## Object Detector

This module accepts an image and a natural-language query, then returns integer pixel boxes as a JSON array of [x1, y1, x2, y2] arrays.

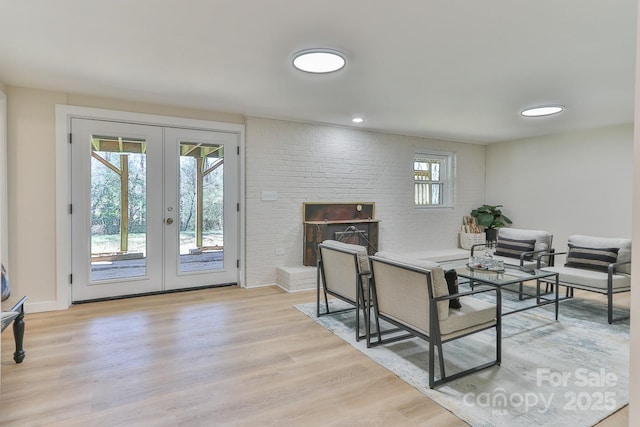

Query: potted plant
[[470, 204, 512, 241]]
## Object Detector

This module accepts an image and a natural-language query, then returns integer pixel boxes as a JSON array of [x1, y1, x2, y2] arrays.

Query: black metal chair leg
[[437, 343, 446, 381]]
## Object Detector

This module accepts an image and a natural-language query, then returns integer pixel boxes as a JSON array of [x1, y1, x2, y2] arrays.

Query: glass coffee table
[[455, 265, 560, 319]]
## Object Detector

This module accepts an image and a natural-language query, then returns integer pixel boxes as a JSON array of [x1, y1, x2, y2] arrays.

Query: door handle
[[166, 218, 174, 225]]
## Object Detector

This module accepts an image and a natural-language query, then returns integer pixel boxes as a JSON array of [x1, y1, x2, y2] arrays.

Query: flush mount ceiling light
[[352, 117, 364, 123], [521, 105, 565, 117], [292, 49, 346, 74]]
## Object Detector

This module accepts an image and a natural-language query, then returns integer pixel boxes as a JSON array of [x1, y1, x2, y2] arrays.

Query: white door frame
[[55, 105, 245, 310], [0, 90, 6, 287]]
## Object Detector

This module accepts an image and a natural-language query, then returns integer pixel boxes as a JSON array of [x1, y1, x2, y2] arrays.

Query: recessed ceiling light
[[292, 49, 346, 74], [352, 117, 364, 123], [521, 105, 564, 117]]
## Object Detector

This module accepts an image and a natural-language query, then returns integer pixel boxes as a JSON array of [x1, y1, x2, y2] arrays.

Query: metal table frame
[[455, 266, 560, 319]]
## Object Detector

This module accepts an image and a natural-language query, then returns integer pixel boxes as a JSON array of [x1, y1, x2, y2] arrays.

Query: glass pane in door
[[178, 142, 224, 272], [90, 136, 147, 281]]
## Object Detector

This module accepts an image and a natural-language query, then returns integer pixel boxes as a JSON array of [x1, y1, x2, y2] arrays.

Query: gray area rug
[[296, 289, 629, 427]]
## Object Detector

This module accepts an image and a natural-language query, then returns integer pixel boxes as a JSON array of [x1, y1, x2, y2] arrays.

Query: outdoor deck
[[91, 251, 224, 280]]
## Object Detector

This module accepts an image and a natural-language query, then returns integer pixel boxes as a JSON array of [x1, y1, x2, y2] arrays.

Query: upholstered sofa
[[396, 248, 470, 269], [539, 235, 631, 323]]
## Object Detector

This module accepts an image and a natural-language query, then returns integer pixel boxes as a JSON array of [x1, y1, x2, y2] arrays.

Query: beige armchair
[[472, 228, 554, 270], [368, 252, 501, 388], [471, 228, 554, 300], [539, 235, 631, 323], [317, 240, 377, 341]]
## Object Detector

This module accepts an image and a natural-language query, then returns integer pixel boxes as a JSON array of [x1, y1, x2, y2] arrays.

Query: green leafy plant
[[470, 204, 512, 229]]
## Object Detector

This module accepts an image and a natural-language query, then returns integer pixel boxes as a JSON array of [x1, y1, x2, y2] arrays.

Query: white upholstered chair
[[471, 228, 554, 300], [317, 240, 377, 341], [368, 252, 501, 388], [539, 235, 631, 324], [472, 228, 554, 270]]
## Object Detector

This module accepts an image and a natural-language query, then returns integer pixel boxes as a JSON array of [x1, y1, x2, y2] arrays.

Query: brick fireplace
[[302, 202, 379, 266]]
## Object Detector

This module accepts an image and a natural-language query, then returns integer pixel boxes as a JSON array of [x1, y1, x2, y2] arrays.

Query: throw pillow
[[444, 269, 462, 309], [1, 264, 9, 301], [495, 237, 536, 260], [565, 244, 619, 272]]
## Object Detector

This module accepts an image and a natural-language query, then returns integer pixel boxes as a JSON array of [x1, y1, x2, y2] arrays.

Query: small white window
[[414, 151, 453, 208]]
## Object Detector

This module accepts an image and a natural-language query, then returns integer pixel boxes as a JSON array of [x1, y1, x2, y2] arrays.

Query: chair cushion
[[565, 244, 618, 272], [498, 228, 552, 255], [495, 237, 536, 260], [542, 265, 631, 291], [321, 240, 370, 273], [374, 251, 449, 321], [439, 296, 496, 336], [568, 235, 632, 274]]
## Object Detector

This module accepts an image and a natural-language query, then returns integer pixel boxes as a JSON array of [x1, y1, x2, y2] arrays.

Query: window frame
[[413, 150, 454, 209]]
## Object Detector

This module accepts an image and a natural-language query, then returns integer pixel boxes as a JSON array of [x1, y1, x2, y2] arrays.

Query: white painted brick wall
[[245, 117, 486, 287]]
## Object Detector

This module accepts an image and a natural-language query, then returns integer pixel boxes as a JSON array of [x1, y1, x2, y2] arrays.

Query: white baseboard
[[275, 283, 315, 293], [25, 300, 60, 313]]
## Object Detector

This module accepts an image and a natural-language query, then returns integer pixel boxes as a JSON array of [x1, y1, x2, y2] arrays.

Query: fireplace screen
[[334, 227, 368, 246]]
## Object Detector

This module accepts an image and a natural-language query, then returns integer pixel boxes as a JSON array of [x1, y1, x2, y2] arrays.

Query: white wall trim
[[25, 300, 59, 314], [0, 90, 5, 367], [0, 90, 6, 275], [414, 148, 456, 209], [55, 105, 246, 310], [629, 4, 640, 419]]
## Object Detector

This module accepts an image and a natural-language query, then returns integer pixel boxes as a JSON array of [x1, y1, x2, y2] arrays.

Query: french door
[[70, 118, 238, 302]]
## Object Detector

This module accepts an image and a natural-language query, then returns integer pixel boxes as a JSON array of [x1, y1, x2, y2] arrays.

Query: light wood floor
[[1, 285, 629, 426]]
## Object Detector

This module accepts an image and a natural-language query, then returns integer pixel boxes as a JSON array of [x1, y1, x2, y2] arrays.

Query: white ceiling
[[0, 0, 637, 143]]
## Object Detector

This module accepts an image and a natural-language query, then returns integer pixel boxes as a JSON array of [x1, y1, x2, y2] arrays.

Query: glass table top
[[455, 265, 557, 286]]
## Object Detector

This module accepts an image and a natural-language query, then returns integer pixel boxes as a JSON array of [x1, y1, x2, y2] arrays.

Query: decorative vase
[[485, 228, 498, 243]]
